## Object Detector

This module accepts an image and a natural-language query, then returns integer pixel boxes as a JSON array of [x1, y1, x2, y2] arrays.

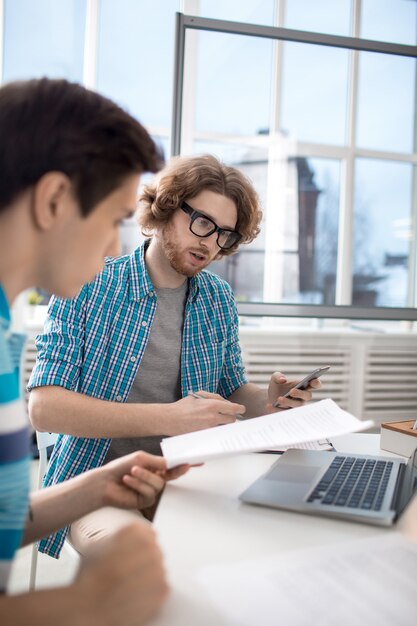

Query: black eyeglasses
[[181, 201, 242, 250]]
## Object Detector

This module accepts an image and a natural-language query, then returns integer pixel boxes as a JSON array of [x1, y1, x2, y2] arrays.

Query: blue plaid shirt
[[28, 241, 247, 557]]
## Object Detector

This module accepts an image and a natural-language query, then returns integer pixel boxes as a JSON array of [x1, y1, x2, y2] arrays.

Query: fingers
[[309, 378, 322, 390], [191, 390, 224, 400], [122, 466, 165, 507], [129, 450, 168, 472], [271, 371, 287, 384], [189, 392, 245, 422], [274, 385, 315, 408], [206, 396, 246, 418], [272, 375, 322, 409], [106, 451, 168, 479], [162, 464, 191, 481]]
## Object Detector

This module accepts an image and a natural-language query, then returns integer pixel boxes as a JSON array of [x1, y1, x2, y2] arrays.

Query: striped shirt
[[0, 285, 30, 592], [28, 241, 247, 557]]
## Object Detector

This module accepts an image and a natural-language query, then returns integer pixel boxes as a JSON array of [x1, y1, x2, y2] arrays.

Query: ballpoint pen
[[189, 391, 244, 420], [412, 418, 417, 431]]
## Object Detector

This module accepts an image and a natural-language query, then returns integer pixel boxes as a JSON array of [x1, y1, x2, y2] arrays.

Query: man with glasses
[[28, 154, 321, 556]]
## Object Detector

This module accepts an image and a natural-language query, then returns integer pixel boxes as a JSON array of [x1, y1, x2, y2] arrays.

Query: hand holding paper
[[161, 399, 373, 468]]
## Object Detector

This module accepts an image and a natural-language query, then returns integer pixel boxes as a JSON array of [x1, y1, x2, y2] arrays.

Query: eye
[[196, 216, 213, 230]]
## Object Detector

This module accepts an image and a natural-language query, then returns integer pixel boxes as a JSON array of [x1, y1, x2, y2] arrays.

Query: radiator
[[239, 326, 417, 427]]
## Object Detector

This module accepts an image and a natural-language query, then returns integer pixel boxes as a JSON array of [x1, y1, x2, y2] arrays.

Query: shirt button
[[116, 395, 122, 402], [130, 356, 136, 363], [142, 321, 147, 327], [149, 291, 154, 297]]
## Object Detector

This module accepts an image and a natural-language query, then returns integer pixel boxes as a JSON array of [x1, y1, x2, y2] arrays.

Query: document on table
[[161, 398, 373, 468], [197, 533, 417, 626]]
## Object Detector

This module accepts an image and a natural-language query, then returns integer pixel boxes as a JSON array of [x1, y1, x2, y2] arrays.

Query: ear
[[31, 172, 74, 231]]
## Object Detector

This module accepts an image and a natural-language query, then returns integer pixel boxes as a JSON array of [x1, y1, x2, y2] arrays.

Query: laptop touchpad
[[266, 464, 321, 483]]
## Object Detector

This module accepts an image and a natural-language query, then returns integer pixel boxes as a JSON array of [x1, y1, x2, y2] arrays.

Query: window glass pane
[[3, 0, 85, 82], [281, 42, 349, 145], [97, 0, 179, 131], [198, 0, 275, 26], [356, 52, 416, 153], [361, 0, 417, 45], [265, 157, 341, 305], [190, 30, 273, 136], [284, 0, 352, 36], [308, 158, 341, 305], [353, 159, 413, 307]]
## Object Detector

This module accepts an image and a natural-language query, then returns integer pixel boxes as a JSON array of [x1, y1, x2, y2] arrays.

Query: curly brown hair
[[137, 154, 262, 257]]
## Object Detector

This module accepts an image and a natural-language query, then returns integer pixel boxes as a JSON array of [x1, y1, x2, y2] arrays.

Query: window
[[96, 0, 178, 139], [3, 0, 86, 82], [1, 0, 416, 319], [173, 3, 417, 315]]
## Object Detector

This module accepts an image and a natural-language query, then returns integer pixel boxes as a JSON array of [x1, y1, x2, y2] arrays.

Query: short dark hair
[[0, 78, 164, 214]]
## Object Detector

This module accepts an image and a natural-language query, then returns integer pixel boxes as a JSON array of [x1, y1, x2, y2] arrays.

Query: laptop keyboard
[[306, 456, 393, 511]]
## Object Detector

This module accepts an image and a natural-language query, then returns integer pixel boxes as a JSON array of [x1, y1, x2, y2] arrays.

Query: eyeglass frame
[[180, 201, 242, 250]]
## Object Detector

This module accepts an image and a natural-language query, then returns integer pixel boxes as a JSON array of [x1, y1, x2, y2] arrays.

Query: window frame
[[171, 10, 417, 320]]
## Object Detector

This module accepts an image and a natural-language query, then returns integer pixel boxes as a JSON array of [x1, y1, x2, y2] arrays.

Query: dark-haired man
[[29, 154, 322, 557], [0, 77, 191, 626]]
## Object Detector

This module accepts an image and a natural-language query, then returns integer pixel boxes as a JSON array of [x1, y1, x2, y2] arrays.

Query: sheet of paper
[[161, 398, 373, 468], [198, 533, 417, 626], [267, 438, 333, 453]]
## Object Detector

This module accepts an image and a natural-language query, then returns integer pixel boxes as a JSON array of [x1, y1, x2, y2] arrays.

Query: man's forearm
[[23, 469, 105, 545], [29, 386, 173, 438]]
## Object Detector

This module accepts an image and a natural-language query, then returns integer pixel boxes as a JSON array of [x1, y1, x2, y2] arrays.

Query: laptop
[[240, 447, 417, 526]]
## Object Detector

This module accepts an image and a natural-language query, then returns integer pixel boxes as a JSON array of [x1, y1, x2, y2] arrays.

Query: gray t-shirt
[[105, 281, 188, 460]]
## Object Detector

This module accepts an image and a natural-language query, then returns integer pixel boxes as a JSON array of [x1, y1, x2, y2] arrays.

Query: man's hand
[[97, 451, 190, 510], [75, 523, 169, 626], [268, 371, 322, 410], [168, 392, 246, 435]]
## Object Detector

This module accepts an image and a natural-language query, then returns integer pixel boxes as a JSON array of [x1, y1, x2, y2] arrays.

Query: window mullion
[[0, 0, 4, 84], [336, 0, 361, 306], [83, 0, 100, 90], [408, 60, 417, 307]]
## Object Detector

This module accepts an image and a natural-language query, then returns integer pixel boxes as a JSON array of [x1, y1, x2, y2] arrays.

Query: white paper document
[[268, 438, 333, 453], [161, 398, 373, 468], [198, 533, 417, 626]]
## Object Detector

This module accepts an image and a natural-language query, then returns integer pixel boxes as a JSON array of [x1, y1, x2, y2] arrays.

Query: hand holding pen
[[168, 392, 246, 434], [189, 391, 245, 420]]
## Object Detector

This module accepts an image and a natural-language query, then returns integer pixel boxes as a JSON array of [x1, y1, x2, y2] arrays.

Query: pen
[[412, 419, 417, 431], [189, 391, 244, 420]]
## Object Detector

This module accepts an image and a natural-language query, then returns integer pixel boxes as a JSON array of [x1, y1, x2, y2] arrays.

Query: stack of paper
[[161, 398, 373, 468], [198, 533, 417, 626]]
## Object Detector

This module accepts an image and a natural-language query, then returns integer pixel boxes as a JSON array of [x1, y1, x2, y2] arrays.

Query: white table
[[151, 434, 403, 626]]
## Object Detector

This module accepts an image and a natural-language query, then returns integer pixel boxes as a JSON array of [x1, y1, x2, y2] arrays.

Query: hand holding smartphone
[[273, 365, 330, 407]]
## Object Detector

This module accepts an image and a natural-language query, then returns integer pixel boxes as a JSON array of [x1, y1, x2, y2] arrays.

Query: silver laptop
[[240, 447, 417, 526]]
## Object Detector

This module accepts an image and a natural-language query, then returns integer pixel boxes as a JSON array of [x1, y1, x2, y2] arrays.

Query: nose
[[201, 230, 220, 251]]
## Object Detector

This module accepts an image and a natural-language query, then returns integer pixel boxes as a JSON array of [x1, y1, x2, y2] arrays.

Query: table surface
[[150, 434, 404, 626]]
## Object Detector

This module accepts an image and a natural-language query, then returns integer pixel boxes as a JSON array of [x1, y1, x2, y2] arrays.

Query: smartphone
[[276, 365, 330, 405]]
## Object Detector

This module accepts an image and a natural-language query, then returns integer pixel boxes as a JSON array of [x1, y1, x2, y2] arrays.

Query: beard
[[161, 225, 206, 277]]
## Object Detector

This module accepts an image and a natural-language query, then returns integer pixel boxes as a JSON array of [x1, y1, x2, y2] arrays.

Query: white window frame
[[170, 6, 417, 321]]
